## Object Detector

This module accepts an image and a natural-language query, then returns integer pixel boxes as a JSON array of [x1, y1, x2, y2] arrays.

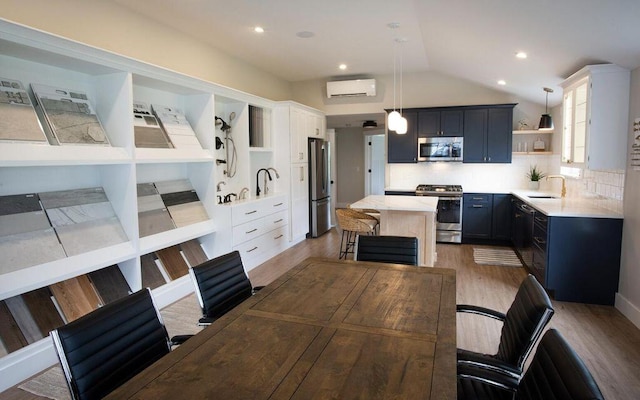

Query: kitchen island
[[350, 195, 438, 266]]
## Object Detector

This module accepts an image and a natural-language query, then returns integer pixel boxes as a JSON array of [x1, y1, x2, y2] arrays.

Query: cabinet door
[[290, 163, 309, 240], [463, 109, 487, 163], [417, 111, 440, 137], [486, 108, 513, 163], [561, 79, 588, 166], [290, 108, 307, 162], [387, 111, 418, 163], [492, 194, 512, 240], [462, 194, 492, 239], [441, 110, 463, 136]]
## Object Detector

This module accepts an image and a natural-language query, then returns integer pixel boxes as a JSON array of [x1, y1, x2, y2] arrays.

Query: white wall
[[0, 0, 292, 101], [617, 66, 640, 328]]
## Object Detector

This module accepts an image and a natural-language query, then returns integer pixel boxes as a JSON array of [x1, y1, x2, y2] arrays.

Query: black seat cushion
[[356, 235, 419, 265], [192, 250, 253, 320], [51, 288, 170, 400]]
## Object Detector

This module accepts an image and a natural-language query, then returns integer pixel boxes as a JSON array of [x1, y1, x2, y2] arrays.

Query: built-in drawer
[[464, 193, 492, 205], [232, 201, 264, 226], [232, 218, 266, 245], [264, 210, 288, 230], [264, 195, 287, 213], [233, 226, 287, 262]]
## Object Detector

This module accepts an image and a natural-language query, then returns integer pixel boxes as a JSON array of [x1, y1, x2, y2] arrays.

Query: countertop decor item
[[526, 165, 546, 189]]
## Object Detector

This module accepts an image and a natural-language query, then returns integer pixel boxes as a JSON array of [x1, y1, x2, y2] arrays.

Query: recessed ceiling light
[[254, 26, 264, 34], [339, 64, 347, 70], [498, 80, 507, 86], [515, 51, 527, 59], [296, 31, 315, 39]]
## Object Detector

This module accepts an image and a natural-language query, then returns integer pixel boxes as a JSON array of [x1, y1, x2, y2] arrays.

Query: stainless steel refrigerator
[[309, 138, 331, 237]]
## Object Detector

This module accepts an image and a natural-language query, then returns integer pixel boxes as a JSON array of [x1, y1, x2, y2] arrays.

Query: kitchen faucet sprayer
[[546, 175, 567, 198]]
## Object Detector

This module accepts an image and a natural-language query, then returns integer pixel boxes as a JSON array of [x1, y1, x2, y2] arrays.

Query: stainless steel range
[[415, 184, 463, 243]]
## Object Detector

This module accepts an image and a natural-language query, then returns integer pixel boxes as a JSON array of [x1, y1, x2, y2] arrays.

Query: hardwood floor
[[3, 228, 639, 399]]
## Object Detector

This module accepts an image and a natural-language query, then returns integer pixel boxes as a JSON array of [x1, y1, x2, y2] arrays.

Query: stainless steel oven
[[416, 184, 463, 243], [418, 137, 463, 162]]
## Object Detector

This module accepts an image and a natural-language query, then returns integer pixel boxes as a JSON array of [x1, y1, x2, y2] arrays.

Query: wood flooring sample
[[21, 288, 65, 336], [50, 275, 102, 322], [180, 239, 208, 267], [5, 296, 43, 344], [156, 246, 189, 280], [0, 300, 28, 352], [88, 265, 132, 304], [141, 253, 167, 290]]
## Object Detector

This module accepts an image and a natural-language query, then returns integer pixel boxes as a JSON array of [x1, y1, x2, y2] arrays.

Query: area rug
[[473, 247, 523, 267], [17, 294, 203, 399]]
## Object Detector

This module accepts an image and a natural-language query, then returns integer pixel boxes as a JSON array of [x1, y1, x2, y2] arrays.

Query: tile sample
[[5, 295, 43, 344], [160, 190, 200, 207], [180, 239, 208, 267], [137, 194, 166, 213], [154, 179, 193, 195], [0, 229, 66, 274], [31, 83, 110, 146], [0, 300, 28, 352], [0, 211, 50, 236], [21, 288, 65, 336], [155, 246, 189, 280], [167, 202, 209, 228], [54, 216, 128, 256], [139, 209, 176, 237], [141, 253, 167, 290], [49, 275, 102, 322], [151, 104, 202, 150], [45, 201, 116, 227], [133, 101, 173, 149], [38, 187, 108, 209], [0, 193, 41, 216], [88, 265, 132, 304], [137, 182, 159, 197], [0, 78, 47, 143]]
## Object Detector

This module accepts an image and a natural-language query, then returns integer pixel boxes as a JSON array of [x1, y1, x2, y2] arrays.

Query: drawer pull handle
[[534, 237, 546, 245], [274, 234, 284, 239], [535, 217, 546, 222], [246, 246, 258, 253], [274, 202, 283, 207], [274, 219, 283, 223], [472, 197, 484, 200], [246, 228, 258, 234], [245, 210, 257, 215], [472, 205, 483, 208]]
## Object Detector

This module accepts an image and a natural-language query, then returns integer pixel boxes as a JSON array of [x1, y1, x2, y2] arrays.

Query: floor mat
[[473, 247, 523, 267]]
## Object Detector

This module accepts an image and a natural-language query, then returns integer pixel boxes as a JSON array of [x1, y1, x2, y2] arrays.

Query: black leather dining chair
[[457, 274, 554, 380], [189, 250, 262, 326], [50, 288, 172, 400], [354, 235, 419, 266], [457, 329, 605, 400]]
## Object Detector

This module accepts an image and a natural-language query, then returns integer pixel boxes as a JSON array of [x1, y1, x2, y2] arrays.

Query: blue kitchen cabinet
[[387, 111, 417, 163], [462, 194, 492, 240], [463, 104, 515, 163], [492, 194, 512, 240], [418, 109, 463, 137]]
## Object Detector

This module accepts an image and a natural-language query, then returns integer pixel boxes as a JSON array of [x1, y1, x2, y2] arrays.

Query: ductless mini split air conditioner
[[326, 79, 376, 98]]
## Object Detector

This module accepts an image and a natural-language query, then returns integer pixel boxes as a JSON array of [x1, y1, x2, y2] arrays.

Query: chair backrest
[[355, 235, 419, 266], [335, 208, 378, 233], [50, 288, 170, 400], [496, 275, 554, 373], [517, 329, 604, 400], [190, 250, 253, 320]]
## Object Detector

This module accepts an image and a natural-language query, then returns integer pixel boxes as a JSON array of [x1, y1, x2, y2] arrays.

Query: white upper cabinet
[[560, 64, 630, 170]]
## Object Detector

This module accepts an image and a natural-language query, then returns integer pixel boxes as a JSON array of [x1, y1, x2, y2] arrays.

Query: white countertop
[[351, 195, 438, 212], [510, 191, 622, 219]]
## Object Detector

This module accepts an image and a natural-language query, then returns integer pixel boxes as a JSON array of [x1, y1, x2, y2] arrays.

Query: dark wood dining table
[[106, 257, 457, 399]]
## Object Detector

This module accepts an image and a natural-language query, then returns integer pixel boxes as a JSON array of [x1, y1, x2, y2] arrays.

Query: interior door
[[365, 134, 385, 195]]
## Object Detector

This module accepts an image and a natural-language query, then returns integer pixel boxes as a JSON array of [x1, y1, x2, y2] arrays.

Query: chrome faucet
[[216, 181, 226, 192], [238, 187, 249, 200], [265, 168, 280, 195], [546, 174, 567, 198], [256, 168, 272, 197]]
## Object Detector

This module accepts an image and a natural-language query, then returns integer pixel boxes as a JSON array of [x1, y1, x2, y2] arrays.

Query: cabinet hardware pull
[[535, 217, 546, 222], [247, 246, 258, 253], [274, 219, 283, 223], [274, 202, 283, 207], [472, 197, 483, 200], [245, 210, 257, 215], [274, 234, 283, 239], [472, 204, 483, 208], [300, 166, 304, 181], [246, 228, 258, 233]]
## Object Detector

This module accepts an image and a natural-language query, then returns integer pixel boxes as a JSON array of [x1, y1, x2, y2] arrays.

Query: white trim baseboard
[[615, 292, 640, 329]]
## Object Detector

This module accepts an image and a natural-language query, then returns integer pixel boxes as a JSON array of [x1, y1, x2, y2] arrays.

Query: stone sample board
[[155, 179, 209, 228], [152, 104, 201, 150], [137, 183, 175, 237], [133, 101, 173, 149], [0, 78, 47, 143]]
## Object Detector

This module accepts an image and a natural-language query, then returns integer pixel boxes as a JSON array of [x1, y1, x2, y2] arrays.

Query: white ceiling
[[113, 0, 640, 110]]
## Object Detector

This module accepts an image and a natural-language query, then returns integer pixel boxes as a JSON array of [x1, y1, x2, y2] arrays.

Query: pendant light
[[387, 23, 401, 132], [538, 87, 554, 131], [395, 37, 407, 134]]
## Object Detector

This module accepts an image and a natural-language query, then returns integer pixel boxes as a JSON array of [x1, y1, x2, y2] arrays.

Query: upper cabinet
[[560, 64, 630, 170], [418, 109, 463, 137], [463, 104, 515, 163], [387, 111, 418, 163]]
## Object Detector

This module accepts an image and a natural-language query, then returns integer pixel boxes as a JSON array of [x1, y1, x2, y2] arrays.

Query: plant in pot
[[526, 165, 546, 190]]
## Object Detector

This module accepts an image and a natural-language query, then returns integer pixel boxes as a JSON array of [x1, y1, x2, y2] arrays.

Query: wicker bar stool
[[336, 208, 379, 259]]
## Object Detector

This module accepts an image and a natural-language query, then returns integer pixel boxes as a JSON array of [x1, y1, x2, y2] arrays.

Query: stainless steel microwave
[[418, 136, 463, 162]]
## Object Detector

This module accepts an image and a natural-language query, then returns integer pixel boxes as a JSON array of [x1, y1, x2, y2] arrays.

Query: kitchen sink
[[528, 195, 559, 199]]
